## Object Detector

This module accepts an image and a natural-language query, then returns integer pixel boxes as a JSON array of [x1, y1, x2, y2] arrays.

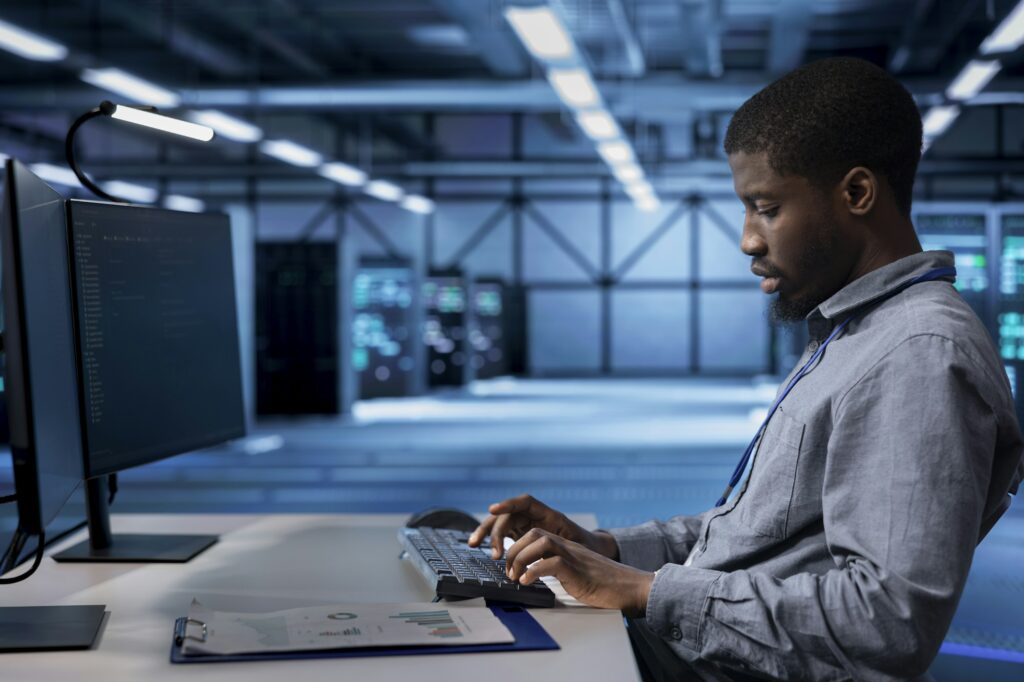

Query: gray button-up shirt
[[609, 251, 1024, 681]]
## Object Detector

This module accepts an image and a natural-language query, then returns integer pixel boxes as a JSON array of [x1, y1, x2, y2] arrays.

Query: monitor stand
[[0, 605, 106, 652], [52, 477, 217, 563]]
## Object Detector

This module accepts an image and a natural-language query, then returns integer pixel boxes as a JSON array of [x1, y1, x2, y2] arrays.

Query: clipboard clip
[[174, 617, 208, 645]]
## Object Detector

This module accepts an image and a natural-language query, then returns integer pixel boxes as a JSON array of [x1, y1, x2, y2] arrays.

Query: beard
[[767, 220, 842, 324]]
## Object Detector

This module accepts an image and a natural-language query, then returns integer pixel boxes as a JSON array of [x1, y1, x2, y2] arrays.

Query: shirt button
[[808, 340, 819, 351], [670, 626, 682, 641]]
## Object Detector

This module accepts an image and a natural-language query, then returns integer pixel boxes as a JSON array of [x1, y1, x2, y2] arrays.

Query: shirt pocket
[[736, 406, 806, 539]]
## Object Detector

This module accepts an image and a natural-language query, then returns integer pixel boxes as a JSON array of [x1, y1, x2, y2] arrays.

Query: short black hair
[[724, 57, 922, 217]]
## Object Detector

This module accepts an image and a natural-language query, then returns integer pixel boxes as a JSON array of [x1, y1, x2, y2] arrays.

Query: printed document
[[181, 598, 514, 656]]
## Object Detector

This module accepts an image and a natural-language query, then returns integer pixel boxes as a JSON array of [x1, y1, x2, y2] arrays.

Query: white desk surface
[[2, 513, 641, 681]]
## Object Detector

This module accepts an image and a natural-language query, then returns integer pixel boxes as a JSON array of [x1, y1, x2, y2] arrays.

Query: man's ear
[[840, 166, 877, 216]]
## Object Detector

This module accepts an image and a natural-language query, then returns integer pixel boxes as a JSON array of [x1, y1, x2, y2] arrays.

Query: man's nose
[[740, 222, 766, 257]]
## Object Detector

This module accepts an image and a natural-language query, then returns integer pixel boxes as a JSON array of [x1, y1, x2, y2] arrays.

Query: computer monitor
[[52, 199, 245, 562], [0, 159, 105, 650]]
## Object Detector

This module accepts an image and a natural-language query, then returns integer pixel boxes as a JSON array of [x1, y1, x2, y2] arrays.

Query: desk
[[2, 514, 641, 681]]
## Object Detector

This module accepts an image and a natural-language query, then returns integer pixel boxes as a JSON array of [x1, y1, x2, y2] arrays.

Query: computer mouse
[[405, 507, 481, 533]]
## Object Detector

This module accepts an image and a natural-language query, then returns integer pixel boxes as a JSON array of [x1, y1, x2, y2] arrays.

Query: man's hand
[[467, 494, 618, 561], [505, 528, 653, 618]]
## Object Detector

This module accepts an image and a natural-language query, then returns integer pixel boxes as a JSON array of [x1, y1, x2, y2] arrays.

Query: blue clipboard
[[169, 603, 559, 664]]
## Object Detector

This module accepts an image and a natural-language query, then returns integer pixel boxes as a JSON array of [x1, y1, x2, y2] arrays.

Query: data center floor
[[2, 377, 1022, 678]]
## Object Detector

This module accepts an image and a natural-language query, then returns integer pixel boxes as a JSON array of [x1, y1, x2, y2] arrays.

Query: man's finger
[[487, 493, 539, 517], [507, 532, 557, 581], [467, 515, 496, 547], [489, 513, 519, 559], [519, 555, 565, 586]]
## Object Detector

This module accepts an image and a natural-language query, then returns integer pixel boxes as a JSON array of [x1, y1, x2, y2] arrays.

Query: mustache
[[751, 259, 783, 278]]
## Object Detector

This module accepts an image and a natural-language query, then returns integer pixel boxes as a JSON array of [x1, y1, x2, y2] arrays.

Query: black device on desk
[[0, 159, 106, 651], [400, 508, 556, 608], [53, 199, 246, 563]]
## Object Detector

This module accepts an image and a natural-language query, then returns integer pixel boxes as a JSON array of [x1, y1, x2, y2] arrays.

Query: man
[[468, 57, 1024, 680]]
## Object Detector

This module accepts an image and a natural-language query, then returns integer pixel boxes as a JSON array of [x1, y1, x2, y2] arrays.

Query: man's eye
[[756, 206, 779, 218]]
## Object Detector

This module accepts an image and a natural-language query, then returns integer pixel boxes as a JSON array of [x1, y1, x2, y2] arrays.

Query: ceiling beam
[[63, 157, 1024, 181], [431, 0, 530, 77], [767, 0, 812, 75], [605, 0, 646, 76], [678, 0, 723, 78], [0, 75, 998, 120]]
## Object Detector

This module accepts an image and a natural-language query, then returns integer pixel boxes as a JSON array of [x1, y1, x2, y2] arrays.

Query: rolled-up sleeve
[[641, 334, 1004, 680], [604, 512, 708, 571]]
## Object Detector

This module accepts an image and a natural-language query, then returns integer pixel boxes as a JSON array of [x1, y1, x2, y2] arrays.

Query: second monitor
[[55, 199, 245, 562]]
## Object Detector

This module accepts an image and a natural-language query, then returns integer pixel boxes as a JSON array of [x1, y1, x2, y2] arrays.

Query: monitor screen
[[67, 200, 244, 477], [1, 160, 83, 534]]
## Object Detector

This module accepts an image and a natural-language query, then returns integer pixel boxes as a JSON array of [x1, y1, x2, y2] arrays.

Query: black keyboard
[[398, 527, 556, 608]]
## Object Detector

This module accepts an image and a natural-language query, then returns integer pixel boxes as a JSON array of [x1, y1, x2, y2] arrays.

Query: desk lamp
[[65, 100, 214, 203]]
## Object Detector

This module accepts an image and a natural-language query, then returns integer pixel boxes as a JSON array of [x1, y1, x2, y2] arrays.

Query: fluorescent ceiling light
[[319, 161, 367, 187], [401, 195, 435, 215], [109, 104, 213, 141], [30, 162, 82, 187], [981, 1, 1024, 54], [611, 162, 643, 183], [0, 18, 68, 61], [576, 110, 619, 141], [922, 105, 960, 139], [504, 6, 575, 62], [625, 182, 654, 200], [80, 68, 180, 108], [103, 180, 157, 204], [259, 139, 323, 167], [187, 110, 262, 143], [547, 68, 600, 109], [597, 140, 634, 165], [164, 194, 205, 213], [364, 179, 404, 202], [636, 196, 661, 213], [946, 60, 1001, 101], [407, 25, 470, 48]]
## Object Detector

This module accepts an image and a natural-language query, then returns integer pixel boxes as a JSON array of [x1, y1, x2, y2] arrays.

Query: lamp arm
[[65, 106, 128, 204]]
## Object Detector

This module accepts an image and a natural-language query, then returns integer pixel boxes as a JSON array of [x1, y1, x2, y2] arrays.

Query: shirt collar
[[805, 250, 956, 338]]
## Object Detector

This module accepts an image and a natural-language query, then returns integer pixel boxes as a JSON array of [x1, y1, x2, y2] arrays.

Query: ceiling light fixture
[[946, 60, 1001, 101], [980, 1, 1024, 55], [163, 194, 206, 213], [576, 110, 620, 141], [319, 161, 367, 187], [401, 195, 435, 215], [0, 18, 67, 61], [364, 179, 404, 202], [80, 68, 181, 108], [102, 180, 157, 204], [187, 110, 263, 143], [29, 162, 82, 187], [504, 6, 575, 62], [547, 68, 601, 109], [922, 105, 960, 139], [597, 140, 634, 165], [259, 139, 323, 167]]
